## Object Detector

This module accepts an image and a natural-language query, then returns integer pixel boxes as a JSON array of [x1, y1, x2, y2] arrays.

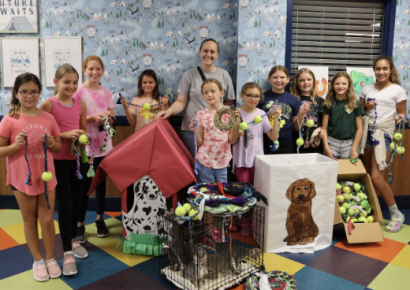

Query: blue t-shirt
[[259, 91, 300, 152]]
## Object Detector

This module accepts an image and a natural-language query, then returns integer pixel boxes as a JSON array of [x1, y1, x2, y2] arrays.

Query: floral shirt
[[196, 107, 231, 169]]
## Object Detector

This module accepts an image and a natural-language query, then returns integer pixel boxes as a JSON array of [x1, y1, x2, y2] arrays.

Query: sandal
[[385, 216, 405, 233]]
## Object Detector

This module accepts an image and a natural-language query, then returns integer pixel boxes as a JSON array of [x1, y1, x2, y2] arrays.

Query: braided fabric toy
[[193, 116, 199, 175], [23, 132, 32, 186], [42, 134, 51, 209], [367, 98, 380, 146], [86, 133, 96, 178], [100, 117, 116, 152], [263, 101, 282, 152], [245, 271, 299, 290], [387, 118, 407, 183]]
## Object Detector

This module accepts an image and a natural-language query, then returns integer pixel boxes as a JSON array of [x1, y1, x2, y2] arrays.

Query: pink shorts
[[235, 167, 255, 185]]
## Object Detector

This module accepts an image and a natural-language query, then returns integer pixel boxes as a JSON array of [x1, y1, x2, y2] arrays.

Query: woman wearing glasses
[[156, 38, 235, 158]]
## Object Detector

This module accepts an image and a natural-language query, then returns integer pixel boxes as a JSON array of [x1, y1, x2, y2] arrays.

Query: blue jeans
[[196, 161, 227, 183], [366, 131, 392, 152]]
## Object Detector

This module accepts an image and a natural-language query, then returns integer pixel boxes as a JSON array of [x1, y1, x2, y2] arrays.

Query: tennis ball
[[337, 195, 344, 203], [339, 207, 346, 215], [41, 171, 53, 182], [358, 217, 368, 223], [199, 187, 208, 193], [306, 119, 314, 128], [347, 208, 354, 216], [78, 134, 88, 144], [390, 142, 396, 151], [343, 186, 351, 194], [175, 206, 186, 217], [343, 193, 351, 201], [189, 209, 200, 220], [239, 122, 248, 131], [359, 211, 368, 218], [367, 216, 374, 223], [354, 183, 361, 191], [336, 183, 342, 191], [183, 203, 192, 213], [397, 146, 405, 155], [143, 103, 151, 110], [254, 115, 262, 124], [342, 203, 350, 209], [296, 138, 304, 147], [394, 133, 402, 141], [351, 218, 358, 223], [366, 208, 372, 214]]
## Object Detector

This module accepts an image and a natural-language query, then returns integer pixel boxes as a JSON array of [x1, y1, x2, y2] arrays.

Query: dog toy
[[100, 117, 116, 152], [387, 117, 407, 183], [42, 134, 51, 210], [193, 116, 199, 175], [23, 132, 32, 186], [367, 98, 379, 146], [245, 270, 299, 290], [213, 106, 240, 131], [175, 203, 187, 216]]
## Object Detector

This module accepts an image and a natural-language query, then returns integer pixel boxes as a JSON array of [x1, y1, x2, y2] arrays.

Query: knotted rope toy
[[193, 116, 199, 175], [263, 101, 282, 151], [387, 117, 407, 183], [213, 106, 240, 131], [367, 98, 380, 146], [69, 134, 96, 179], [23, 131, 32, 186], [245, 271, 299, 290], [41, 134, 52, 210], [100, 117, 116, 152]]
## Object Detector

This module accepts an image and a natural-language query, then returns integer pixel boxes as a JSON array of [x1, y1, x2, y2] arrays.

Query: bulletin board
[[1, 38, 40, 87], [43, 37, 83, 87]]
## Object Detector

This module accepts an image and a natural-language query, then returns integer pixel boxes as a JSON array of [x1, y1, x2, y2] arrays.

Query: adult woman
[[359, 55, 407, 232], [157, 38, 235, 157]]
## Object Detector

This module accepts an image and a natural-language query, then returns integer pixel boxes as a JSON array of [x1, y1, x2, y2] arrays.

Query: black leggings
[[54, 159, 82, 252], [78, 156, 106, 223]]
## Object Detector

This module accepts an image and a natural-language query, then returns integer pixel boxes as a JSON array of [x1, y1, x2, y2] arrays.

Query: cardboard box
[[334, 159, 383, 243]]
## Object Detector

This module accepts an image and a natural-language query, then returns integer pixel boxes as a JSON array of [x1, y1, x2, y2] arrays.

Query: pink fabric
[[73, 85, 114, 157], [0, 112, 61, 195], [130, 96, 167, 132], [50, 96, 82, 160], [235, 167, 255, 185], [196, 107, 231, 169]]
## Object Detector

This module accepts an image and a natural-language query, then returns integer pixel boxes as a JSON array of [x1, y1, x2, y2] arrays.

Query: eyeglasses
[[244, 94, 261, 100], [18, 90, 40, 97]]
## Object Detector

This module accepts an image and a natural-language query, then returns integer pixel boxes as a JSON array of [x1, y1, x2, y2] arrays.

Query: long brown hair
[[54, 64, 79, 95], [291, 68, 318, 105], [323, 72, 357, 111], [268, 65, 290, 78], [137, 69, 161, 102], [8, 73, 42, 119], [241, 82, 264, 102], [373, 55, 401, 85]]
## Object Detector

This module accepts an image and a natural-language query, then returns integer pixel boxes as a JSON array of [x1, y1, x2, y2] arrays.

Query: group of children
[[0, 51, 406, 282]]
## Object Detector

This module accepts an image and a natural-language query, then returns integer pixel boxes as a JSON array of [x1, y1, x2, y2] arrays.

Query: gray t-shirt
[[178, 67, 235, 131]]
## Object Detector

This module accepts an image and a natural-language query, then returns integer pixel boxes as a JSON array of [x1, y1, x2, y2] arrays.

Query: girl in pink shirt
[[121, 69, 169, 132], [73, 56, 115, 242], [40, 65, 88, 276], [189, 78, 240, 183], [0, 73, 62, 281]]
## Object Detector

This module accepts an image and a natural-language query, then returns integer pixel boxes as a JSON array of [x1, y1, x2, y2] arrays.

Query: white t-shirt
[[359, 84, 407, 122]]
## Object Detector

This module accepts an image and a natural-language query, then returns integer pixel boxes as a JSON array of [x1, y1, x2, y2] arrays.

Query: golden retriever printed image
[[283, 178, 319, 246]]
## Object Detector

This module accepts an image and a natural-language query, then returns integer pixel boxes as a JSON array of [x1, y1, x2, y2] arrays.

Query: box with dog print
[[254, 153, 338, 253], [334, 159, 383, 243]]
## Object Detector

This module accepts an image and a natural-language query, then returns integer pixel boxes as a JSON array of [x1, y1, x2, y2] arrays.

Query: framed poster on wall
[[0, 1, 38, 33], [1, 38, 40, 87], [43, 37, 83, 87]]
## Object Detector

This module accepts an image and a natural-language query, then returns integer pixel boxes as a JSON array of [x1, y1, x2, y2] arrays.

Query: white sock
[[34, 259, 45, 265], [64, 251, 74, 256], [388, 203, 404, 219], [45, 258, 55, 264]]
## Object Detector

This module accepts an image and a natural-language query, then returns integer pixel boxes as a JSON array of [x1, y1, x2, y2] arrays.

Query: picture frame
[[1, 38, 40, 88], [43, 37, 83, 87], [0, 1, 38, 33]]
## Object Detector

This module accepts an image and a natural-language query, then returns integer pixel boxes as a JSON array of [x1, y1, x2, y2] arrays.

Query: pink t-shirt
[[73, 85, 115, 157], [232, 108, 272, 172], [130, 97, 166, 132], [50, 96, 82, 160], [0, 112, 61, 195], [196, 107, 231, 169]]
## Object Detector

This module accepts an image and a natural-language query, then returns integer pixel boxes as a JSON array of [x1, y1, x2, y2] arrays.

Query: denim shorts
[[327, 136, 353, 159], [365, 131, 392, 152], [196, 161, 227, 183]]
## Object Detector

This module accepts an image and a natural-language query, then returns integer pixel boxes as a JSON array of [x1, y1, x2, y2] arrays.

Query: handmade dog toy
[[23, 132, 32, 186], [387, 117, 407, 183], [42, 134, 51, 209], [245, 270, 299, 290], [100, 117, 116, 151], [367, 98, 379, 146], [213, 106, 240, 131]]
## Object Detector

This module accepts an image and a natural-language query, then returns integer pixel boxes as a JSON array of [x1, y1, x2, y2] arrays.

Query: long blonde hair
[[54, 64, 79, 95], [8, 73, 42, 119], [323, 72, 357, 111], [373, 55, 401, 85], [291, 68, 318, 105]]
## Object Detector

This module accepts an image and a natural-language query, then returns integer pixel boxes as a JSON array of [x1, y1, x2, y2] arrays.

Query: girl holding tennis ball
[[189, 78, 240, 183], [291, 68, 324, 153], [40, 64, 88, 275], [359, 55, 407, 232], [0, 73, 62, 281], [230, 82, 281, 184], [321, 72, 364, 162]]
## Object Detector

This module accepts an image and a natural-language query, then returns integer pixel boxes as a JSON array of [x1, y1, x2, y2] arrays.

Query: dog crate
[[159, 206, 265, 290]]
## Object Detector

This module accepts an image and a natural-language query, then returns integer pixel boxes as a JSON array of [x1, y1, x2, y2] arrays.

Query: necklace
[[58, 99, 75, 107]]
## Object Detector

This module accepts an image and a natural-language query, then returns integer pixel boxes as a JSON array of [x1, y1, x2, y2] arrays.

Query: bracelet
[[48, 140, 55, 148]]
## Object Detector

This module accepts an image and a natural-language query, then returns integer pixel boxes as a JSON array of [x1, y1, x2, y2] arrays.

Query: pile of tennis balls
[[336, 181, 375, 224], [175, 202, 200, 220]]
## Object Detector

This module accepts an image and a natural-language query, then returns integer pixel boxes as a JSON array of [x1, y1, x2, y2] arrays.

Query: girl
[[291, 68, 324, 153], [73, 56, 115, 243], [40, 65, 88, 276], [0, 73, 62, 281], [359, 55, 407, 232], [122, 69, 168, 132], [189, 78, 239, 183], [260, 65, 310, 154], [321, 72, 364, 161], [157, 38, 236, 158], [231, 82, 281, 184]]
